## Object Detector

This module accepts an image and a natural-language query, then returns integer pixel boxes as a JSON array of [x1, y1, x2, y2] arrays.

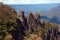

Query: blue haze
[[8, 3, 60, 24]]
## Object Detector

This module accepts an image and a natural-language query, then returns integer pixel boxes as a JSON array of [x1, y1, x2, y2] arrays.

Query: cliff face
[[18, 11, 58, 40], [0, 3, 59, 40]]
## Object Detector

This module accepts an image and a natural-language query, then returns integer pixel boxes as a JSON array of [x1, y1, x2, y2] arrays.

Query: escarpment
[[0, 2, 59, 40]]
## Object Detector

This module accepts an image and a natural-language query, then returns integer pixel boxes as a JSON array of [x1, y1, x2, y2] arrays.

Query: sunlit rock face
[[26, 12, 37, 31], [16, 11, 28, 40], [18, 11, 27, 27], [18, 11, 25, 22], [34, 12, 41, 22], [34, 12, 44, 28]]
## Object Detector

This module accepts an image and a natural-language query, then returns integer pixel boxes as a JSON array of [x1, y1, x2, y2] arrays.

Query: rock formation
[[26, 12, 37, 32], [0, 2, 59, 40], [16, 11, 28, 40], [34, 12, 44, 28]]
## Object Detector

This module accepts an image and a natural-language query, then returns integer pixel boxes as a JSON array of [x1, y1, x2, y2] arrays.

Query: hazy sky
[[0, 0, 60, 4]]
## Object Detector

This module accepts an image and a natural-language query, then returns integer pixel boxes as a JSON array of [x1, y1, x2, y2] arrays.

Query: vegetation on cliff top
[[0, 3, 59, 40], [0, 3, 17, 40]]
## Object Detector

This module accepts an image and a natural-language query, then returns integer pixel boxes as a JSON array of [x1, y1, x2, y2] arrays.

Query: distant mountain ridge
[[42, 5, 60, 24], [8, 3, 60, 13]]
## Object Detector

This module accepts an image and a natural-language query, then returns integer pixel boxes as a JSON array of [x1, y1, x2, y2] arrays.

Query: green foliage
[[0, 4, 17, 40], [0, 3, 58, 40]]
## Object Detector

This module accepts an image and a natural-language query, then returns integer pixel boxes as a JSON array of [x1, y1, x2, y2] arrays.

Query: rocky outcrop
[[34, 12, 44, 28], [16, 11, 28, 40], [17, 11, 58, 40], [26, 12, 37, 31], [0, 3, 59, 40]]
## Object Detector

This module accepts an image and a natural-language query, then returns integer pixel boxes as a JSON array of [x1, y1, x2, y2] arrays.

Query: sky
[[0, 0, 60, 4]]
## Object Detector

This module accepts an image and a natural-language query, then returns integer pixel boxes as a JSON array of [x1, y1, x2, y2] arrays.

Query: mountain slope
[[42, 6, 60, 24], [8, 3, 60, 13], [0, 3, 17, 34], [43, 6, 60, 18]]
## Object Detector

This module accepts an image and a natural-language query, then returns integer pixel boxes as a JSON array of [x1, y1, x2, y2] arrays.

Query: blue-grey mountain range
[[7, 3, 60, 24]]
